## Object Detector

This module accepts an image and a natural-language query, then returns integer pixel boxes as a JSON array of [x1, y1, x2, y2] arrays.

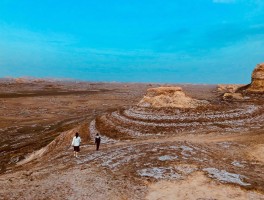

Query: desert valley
[[0, 64, 264, 200]]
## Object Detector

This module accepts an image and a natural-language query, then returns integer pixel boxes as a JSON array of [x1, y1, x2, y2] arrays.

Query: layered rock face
[[138, 87, 208, 108], [247, 63, 264, 93]]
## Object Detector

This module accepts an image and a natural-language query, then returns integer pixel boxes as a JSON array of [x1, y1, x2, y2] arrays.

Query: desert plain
[[0, 75, 263, 200]]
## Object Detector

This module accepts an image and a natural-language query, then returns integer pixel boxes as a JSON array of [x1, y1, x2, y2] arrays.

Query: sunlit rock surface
[[247, 63, 264, 93], [138, 87, 208, 108]]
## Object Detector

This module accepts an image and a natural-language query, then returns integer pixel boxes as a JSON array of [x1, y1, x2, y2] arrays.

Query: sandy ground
[[146, 172, 264, 200], [0, 79, 263, 200], [249, 144, 264, 163]]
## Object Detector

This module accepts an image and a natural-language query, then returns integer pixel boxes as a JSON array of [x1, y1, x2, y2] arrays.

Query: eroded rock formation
[[247, 63, 264, 93], [223, 92, 244, 101], [138, 87, 208, 108], [217, 84, 243, 93]]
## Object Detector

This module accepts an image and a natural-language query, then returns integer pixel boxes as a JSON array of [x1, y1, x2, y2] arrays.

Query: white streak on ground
[[111, 109, 263, 130], [100, 116, 146, 137], [89, 119, 117, 144], [231, 161, 245, 168], [203, 168, 250, 186], [158, 155, 178, 161], [137, 167, 181, 180], [124, 105, 259, 121]]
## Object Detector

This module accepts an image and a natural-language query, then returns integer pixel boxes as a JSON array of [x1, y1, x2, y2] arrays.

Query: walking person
[[95, 133, 101, 151], [72, 132, 81, 158]]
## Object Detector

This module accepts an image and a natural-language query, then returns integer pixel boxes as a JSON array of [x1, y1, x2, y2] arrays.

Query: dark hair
[[75, 132, 79, 138]]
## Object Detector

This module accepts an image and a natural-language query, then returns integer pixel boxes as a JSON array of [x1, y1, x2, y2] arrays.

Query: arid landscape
[[0, 64, 264, 200]]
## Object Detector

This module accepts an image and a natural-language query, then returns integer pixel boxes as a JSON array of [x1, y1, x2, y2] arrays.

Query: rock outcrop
[[223, 92, 244, 101], [247, 63, 264, 93], [138, 87, 208, 108], [217, 84, 243, 93], [15, 78, 28, 84]]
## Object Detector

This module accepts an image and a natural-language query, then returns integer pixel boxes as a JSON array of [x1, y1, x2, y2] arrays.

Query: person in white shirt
[[71, 132, 81, 158]]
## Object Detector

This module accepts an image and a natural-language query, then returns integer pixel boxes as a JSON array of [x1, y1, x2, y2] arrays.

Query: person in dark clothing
[[95, 133, 101, 151]]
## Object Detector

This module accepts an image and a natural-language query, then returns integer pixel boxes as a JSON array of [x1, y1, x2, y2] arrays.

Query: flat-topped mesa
[[247, 63, 264, 93], [146, 86, 183, 97], [138, 86, 208, 108]]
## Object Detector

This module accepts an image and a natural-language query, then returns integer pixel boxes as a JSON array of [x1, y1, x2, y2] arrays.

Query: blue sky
[[0, 0, 264, 83]]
